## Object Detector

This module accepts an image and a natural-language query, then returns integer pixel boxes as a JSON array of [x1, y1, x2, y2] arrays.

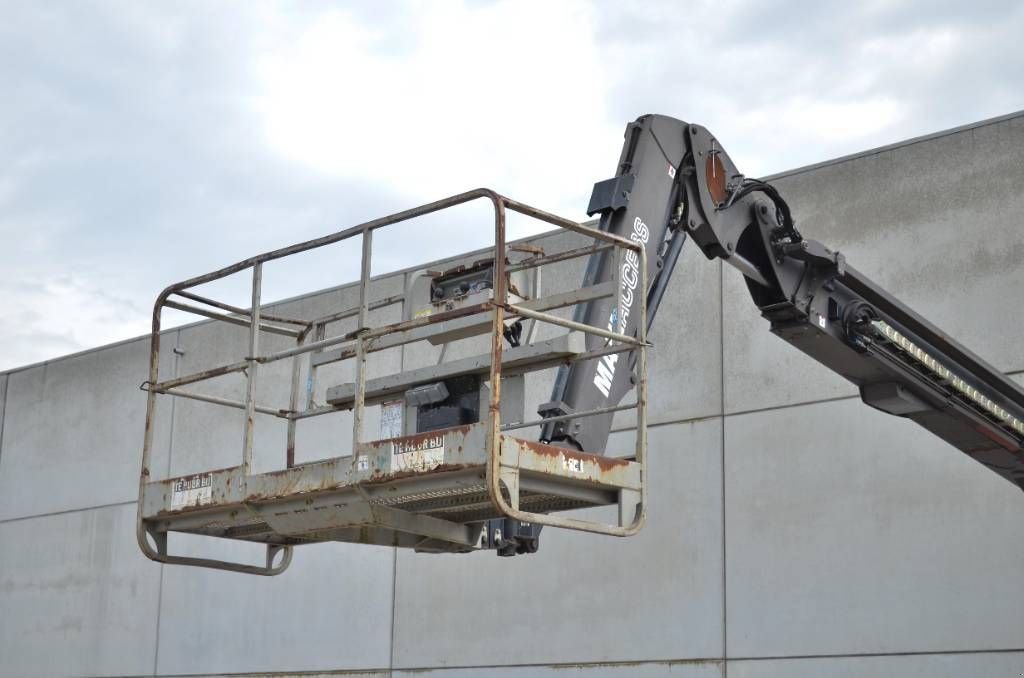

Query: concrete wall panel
[[155, 538, 394, 676], [0, 503, 161, 678], [611, 248, 723, 431], [0, 336, 176, 520], [728, 651, 1024, 677], [392, 419, 724, 669], [724, 397, 1024, 657], [723, 115, 1024, 413]]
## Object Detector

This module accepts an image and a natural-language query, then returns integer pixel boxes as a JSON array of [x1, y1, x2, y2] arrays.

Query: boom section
[[541, 114, 692, 453], [681, 124, 1024, 491]]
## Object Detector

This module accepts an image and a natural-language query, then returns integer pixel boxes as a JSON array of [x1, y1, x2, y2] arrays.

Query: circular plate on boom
[[705, 152, 728, 206]]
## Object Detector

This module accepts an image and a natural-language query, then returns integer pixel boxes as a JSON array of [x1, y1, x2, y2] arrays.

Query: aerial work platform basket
[[137, 189, 649, 575]]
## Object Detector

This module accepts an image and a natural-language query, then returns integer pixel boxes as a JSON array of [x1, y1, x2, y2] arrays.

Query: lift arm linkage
[[550, 113, 1024, 495]]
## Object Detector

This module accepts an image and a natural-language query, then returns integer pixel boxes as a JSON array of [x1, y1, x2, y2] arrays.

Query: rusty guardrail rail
[[137, 188, 648, 575]]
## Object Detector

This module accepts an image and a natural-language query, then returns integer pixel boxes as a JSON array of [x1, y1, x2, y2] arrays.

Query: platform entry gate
[[137, 189, 648, 575]]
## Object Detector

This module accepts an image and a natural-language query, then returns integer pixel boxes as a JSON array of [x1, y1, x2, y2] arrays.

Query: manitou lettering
[[593, 216, 649, 397], [593, 355, 617, 397]]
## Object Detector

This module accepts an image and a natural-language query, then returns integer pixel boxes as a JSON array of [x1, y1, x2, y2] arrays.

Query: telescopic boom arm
[[548, 113, 1024, 490], [494, 114, 1024, 557]]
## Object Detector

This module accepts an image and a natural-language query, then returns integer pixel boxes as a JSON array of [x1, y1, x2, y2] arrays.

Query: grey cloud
[[0, 2, 489, 369], [1, 1, 1022, 370], [592, 1, 1024, 173]]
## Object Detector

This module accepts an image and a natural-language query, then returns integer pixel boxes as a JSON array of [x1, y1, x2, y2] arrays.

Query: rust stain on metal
[[140, 411, 153, 478], [363, 424, 473, 449], [154, 465, 237, 490], [250, 426, 480, 499], [516, 439, 630, 472], [246, 459, 350, 502], [247, 482, 345, 503], [363, 462, 472, 485], [435, 258, 493, 278], [262, 457, 342, 478], [352, 301, 493, 343], [152, 360, 248, 393], [508, 243, 545, 256]]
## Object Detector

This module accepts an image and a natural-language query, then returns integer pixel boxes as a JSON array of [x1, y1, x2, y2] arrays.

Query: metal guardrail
[[137, 188, 648, 574]]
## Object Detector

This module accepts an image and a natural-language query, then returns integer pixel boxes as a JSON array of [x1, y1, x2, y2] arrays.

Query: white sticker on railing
[[391, 434, 445, 473], [171, 473, 213, 509], [562, 455, 584, 473], [380, 399, 404, 439]]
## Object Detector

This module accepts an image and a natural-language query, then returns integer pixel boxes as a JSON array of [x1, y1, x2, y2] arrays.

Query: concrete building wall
[[2, 112, 1023, 677]]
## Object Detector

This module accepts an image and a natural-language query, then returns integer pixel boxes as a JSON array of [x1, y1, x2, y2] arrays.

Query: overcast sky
[[1, 0, 1022, 371]]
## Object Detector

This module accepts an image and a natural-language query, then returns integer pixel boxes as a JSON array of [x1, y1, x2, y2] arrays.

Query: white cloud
[[1, 0, 1022, 371], [790, 98, 905, 142], [0, 275, 148, 371], [861, 25, 963, 69], [254, 1, 621, 223]]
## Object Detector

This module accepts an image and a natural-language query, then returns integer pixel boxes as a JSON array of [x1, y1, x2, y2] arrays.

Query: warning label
[[391, 434, 445, 473], [380, 399, 404, 439], [170, 473, 213, 509]]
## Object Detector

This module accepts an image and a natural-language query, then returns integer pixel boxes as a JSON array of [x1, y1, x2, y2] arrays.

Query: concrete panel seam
[[0, 499, 136, 525], [724, 393, 860, 420], [390, 658, 724, 673], [0, 374, 7, 477], [95, 664, 715, 678], [389, 547, 398, 672], [726, 647, 1024, 662], [389, 276, 405, 672], [719, 259, 728, 674], [78, 670, 390, 678], [153, 562, 166, 677]]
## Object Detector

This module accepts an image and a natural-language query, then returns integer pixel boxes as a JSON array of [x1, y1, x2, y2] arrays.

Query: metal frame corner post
[[486, 194, 507, 513]]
